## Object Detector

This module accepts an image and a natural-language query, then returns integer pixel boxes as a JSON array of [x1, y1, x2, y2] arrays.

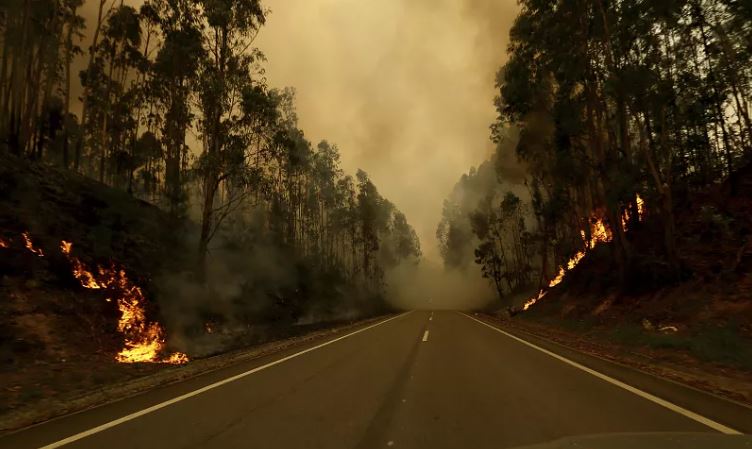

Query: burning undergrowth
[[2, 232, 187, 364], [522, 195, 645, 311]]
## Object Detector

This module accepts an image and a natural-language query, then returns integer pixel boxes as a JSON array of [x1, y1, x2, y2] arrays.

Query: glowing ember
[[636, 194, 645, 218], [22, 232, 44, 257], [0, 236, 9, 248], [621, 194, 645, 231]]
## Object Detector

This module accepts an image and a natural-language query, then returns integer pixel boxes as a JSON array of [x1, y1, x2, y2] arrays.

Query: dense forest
[[441, 0, 751, 307], [0, 0, 421, 319]]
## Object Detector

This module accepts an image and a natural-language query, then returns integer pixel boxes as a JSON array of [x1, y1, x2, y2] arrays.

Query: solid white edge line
[[38, 312, 413, 449], [422, 330, 430, 342], [462, 313, 740, 435]]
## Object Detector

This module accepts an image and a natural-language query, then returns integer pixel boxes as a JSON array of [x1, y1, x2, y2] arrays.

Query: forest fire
[[61, 240, 102, 289], [621, 194, 646, 231], [523, 216, 611, 311], [22, 232, 44, 257], [15, 234, 187, 364], [59, 240, 187, 364], [637, 194, 645, 217], [523, 195, 646, 311]]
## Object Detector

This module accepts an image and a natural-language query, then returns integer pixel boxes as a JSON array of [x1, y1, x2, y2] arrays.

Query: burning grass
[[58, 239, 187, 364], [6, 232, 187, 365]]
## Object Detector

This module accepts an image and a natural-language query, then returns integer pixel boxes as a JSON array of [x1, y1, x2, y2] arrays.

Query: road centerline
[[37, 312, 412, 449], [462, 312, 740, 435]]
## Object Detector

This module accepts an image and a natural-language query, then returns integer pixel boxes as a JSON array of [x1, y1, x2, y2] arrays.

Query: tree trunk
[[197, 176, 217, 280]]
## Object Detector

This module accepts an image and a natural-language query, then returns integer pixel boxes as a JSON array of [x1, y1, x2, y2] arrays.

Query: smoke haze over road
[[256, 0, 520, 261]]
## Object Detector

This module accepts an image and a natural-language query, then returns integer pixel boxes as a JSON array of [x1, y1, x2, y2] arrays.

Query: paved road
[[3, 311, 751, 449]]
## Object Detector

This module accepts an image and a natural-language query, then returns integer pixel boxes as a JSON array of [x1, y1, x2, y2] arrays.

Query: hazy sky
[[256, 0, 519, 261]]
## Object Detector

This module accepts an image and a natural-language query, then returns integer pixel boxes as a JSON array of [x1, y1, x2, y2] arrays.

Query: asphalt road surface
[[3, 311, 752, 449]]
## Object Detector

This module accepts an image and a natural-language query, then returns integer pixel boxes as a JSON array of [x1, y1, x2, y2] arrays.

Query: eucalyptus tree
[[148, 0, 204, 217], [80, 4, 143, 183], [492, 0, 752, 286], [61, 0, 85, 168]]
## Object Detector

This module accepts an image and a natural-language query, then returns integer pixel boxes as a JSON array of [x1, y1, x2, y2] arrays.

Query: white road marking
[[463, 313, 740, 435], [429, 311, 433, 321], [422, 330, 430, 342], [38, 312, 413, 449]]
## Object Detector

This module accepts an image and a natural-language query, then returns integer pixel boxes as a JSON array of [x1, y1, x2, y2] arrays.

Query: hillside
[[500, 164, 752, 403], [0, 154, 396, 429], [0, 153, 192, 419]]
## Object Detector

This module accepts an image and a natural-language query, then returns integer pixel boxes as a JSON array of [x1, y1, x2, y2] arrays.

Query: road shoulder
[[467, 312, 752, 434], [0, 314, 391, 436]]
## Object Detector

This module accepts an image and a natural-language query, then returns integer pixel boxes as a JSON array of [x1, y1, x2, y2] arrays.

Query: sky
[[255, 0, 520, 261]]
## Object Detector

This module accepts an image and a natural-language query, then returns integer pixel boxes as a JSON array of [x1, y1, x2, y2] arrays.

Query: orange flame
[[524, 195, 647, 311], [621, 194, 645, 232], [58, 238, 187, 364], [523, 216, 611, 311], [61, 240, 102, 289], [523, 290, 546, 311], [163, 352, 190, 364], [636, 194, 645, 219], [22, 232, 44, 257], [0, 236, 9, 249]]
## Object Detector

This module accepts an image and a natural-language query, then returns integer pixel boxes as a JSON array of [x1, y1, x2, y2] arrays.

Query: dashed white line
[[37, 312, 413, 449], [422, 330, 430, 342], [463, 313, 740, 435]]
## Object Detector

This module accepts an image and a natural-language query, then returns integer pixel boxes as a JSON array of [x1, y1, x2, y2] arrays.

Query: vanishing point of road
[[3, 311, 752, 449]]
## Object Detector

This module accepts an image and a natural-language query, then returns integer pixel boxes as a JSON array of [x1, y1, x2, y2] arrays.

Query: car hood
[[513, 432, 752, 449]]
